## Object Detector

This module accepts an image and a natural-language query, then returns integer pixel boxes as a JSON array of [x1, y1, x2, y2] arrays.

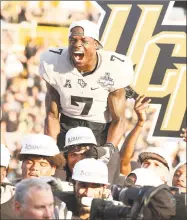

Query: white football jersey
[[39, 47, 134, 123]]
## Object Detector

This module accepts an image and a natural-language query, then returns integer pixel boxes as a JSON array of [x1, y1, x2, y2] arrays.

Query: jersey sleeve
[[110, 55, 134, 92], [39, 48, 63, 88], [39, 50, 52, 84]]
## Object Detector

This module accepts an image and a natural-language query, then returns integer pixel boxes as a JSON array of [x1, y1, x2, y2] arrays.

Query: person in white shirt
[[1, 144, 15, 219]]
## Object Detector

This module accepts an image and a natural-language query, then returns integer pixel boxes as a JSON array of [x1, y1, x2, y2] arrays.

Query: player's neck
[[78, 53, 98, 74]]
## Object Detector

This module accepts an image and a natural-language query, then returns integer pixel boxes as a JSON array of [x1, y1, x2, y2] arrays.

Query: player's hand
[[134, 95, 151, 123], [38, 176, 73, 192], [98, 143, 115, 164], [37, 176, 61, 190], [180, 128, 187, 142], [84, 146, 98, 159]]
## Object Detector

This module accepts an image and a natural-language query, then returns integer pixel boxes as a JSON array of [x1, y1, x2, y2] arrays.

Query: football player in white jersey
[[39, 20, 134, 184]]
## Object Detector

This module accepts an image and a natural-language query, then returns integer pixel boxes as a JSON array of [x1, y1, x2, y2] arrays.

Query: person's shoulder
[[99, 50, 134, 88], [100, 49, 131, 63], [99, 49, 130, 62], [40, 47, 68, 62]]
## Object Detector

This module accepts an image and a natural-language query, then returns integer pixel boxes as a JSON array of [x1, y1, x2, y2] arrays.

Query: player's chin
[[73, 59, 86, 67]]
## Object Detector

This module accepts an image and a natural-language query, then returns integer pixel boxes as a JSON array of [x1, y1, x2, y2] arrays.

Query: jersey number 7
[[71, 96, 93, 115], [49, 49, 63, 55]]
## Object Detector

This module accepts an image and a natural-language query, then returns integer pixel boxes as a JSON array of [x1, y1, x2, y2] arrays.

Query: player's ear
[[94, 40, 99, 50]]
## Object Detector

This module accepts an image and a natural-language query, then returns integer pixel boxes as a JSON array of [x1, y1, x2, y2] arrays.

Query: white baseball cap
[[64, 127, 97, 149], [72, 158, 109, 184], [138, 147, 171, 170], [20, 134, 60, 157], [127, 168, 164, 186], [68, 19, 103, 49], [1, 144, 11, 168]]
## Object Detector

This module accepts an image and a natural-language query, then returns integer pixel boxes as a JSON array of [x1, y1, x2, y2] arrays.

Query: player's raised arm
[[120, 95, 151, 175], [107, 88, 126, 148], [45, 82, 61, 141]]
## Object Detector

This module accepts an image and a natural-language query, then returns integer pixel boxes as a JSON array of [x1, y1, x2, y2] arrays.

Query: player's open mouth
[[73, 51, 84, 62], [29, 173, 38, 177]]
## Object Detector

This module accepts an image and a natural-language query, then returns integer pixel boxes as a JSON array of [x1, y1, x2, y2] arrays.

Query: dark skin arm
[[107, 88, 126, 148], [120, 95, 151, 175], [44, 82, 61, 141]]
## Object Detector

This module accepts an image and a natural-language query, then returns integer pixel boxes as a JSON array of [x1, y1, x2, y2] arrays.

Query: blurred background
[[1, 1, 186, 181]]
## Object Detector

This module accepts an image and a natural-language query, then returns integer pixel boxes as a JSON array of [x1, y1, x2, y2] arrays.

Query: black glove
[[98, 143, 115, 164], [84, 147, 98, 159], [84, 143, 115, 164], [37, 177, 73, 192], [103, 143, 115, 153]]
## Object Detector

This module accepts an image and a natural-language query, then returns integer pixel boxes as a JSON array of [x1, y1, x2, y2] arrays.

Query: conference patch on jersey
[[64, 80, 72, 88]]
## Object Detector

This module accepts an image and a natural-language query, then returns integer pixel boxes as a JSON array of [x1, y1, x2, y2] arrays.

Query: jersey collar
[[69, 52, 101, 77]]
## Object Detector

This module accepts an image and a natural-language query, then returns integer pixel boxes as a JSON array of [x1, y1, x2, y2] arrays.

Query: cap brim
[[18, 153, 66, 168], [74, 178, 109, 185], [73, 149, 88, 154], [63, 143, 97, 152], [139, 152, 169, 170]]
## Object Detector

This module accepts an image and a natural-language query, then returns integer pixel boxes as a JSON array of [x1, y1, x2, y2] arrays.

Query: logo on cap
[[68, 135, 91, 145], [80, 170, 106, 178], [24, 144, 45, 151]]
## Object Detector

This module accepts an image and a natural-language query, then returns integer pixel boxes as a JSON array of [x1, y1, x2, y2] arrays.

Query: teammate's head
[[172, 162, 186, 193], [72, 158, 109, 219], [14, 178, 54, 219], [63, 127, 97, 172], [138, 147, 171, 183], [19, 134, 65, 179], [0, 144, 11, 183], [68, 20, 102, 72]]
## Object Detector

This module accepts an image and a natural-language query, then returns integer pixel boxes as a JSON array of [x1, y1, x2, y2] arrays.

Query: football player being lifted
[[39, 20, 134, 184]]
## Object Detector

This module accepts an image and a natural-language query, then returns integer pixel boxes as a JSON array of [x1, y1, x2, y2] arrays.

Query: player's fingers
[[136, 99, 151, 110], [136, 104, 150, 110], [135, 107, 148, 113], [135, 94, 146, 107], [139, 94, 147, 102], [138, 95, 151, 105], [135, 101, 150, 110], [135, 94, 141, 100], [141, 98, 151, 105]]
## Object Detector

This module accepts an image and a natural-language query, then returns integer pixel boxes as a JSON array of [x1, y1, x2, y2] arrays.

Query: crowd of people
[[0, 1, 186, 220], [1, 1, 100, 26], [1, 128, 186, 219], [1, 31, 185, 180]]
